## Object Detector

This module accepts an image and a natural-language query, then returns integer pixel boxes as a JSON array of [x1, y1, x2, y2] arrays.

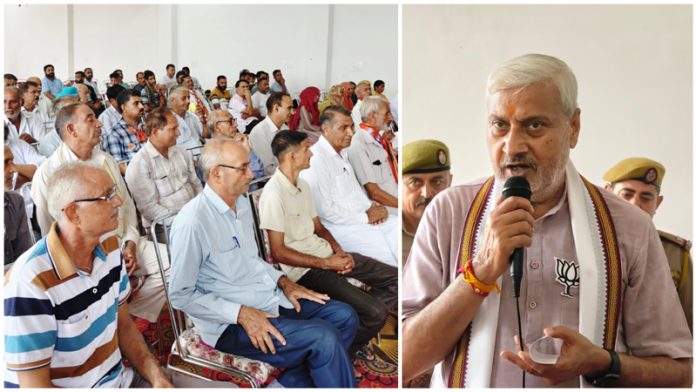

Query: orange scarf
[[360, 123, 398, 184]]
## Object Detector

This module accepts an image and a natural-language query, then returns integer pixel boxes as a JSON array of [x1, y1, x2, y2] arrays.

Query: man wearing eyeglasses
[[249, 92, 294, 176], [207, 109, 264, 182], [5, 161, 175, 388], [125, 107, 202, 244], [169, 138, 359, 388], [31, 103, 169, 326]]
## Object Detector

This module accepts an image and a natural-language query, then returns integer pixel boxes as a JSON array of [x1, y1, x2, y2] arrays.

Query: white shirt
[[351, 99, 363, 131], [299, 135, 372, 226], [228, 94, 258, 133], [125, 141, 202, 227], [346, 127, 398, 198], [98, 105, 123, 145], [6, 112, 48, 140], [6, 138, 45, 167], [159, 74, 177, 89], [248, 116, 289, 176], [32, 143, 140, 246], [252, 91, 270, 118], [173, 111, 204, 152], [85, 78, 101, 96], [36, 129, 61, 157]]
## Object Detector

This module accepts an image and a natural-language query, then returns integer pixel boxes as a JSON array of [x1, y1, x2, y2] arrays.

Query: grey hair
[[54, 103, 84, 140], [206, 109, 228, 134], [200, 137, 237, 181], [487, 53, 578, 118], [46, 161, 105, 222], [167, 86, 189, 106], [360, 96, 387, 122]]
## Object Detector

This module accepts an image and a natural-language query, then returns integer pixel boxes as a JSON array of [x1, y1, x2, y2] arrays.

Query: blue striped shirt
[[4, 224, 131, 388]]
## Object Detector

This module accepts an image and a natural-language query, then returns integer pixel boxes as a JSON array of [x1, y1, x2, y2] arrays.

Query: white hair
[[207, 109, 228, 134], [200, 137, 237, 181], [167, 86, 189, 106], [46, 161, 105, 222], [360, 96, 388, 122], [487, 53, 578, 118]]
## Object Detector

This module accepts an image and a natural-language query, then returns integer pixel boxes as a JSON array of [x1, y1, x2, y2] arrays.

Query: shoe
[[355, 343, 377, 362]]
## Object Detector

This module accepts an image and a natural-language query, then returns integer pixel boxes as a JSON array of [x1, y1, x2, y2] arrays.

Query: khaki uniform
[[402, 229, 414, 267], [659, 230, 693, 333]]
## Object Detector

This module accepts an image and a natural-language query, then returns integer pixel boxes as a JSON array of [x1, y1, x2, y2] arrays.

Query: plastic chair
[[150, 210, 276, 388]]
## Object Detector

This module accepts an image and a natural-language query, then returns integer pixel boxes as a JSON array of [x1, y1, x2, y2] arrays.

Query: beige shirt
[[259, 169, 333, 282], [346, 126, 398, 198], [403, 177, 692, 388]]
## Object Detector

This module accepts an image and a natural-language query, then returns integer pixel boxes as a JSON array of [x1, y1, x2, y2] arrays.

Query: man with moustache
[[168, 138, 359, 388], [228, 79, 260, 134], [32, 103, 169, 326], [74, 70, 103, 115], [300, 105, 398, 267], [401, 139, 452, 266], [141, 70, 165, 113], [209, 75, 231, 110], [603, 157, 692, 333], [103, 89, 147, 165], [84, 67, 100, 96], [252, 76, 271, 117], [169, 86, 205, 152], [5, 87, 47, 143], [41, 64, 63, 101], [350, 80, 372, 130], [402, 54, 691, 388], [249, 92, 294, 176], [207, 109, 264, 182]]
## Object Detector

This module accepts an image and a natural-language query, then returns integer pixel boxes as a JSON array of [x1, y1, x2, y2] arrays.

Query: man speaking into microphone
[[402, 54, 692, 388]]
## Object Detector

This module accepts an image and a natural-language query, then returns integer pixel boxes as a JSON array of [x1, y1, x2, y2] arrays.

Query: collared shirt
[[6, 111, 48, 140], [37, 129, 62, 158], [124, 141, 202, 227], [403, 179, 693, 388], [168, 186, 292, 346], [347, 126, 398, 198], [259, 169, 333, 282], [251, 91, 270, 117], [98, 106, 123, 147], [6, 137, 46, 167], [103, 119, 145, 162], [4, 225, 131, 388], [41, 76, 64, 96], [4, 191, 32, 265], [32, 143, 140, 247], [299, 136, 372, 226], [249, 116, 289, 176], [351, 99, 363, 132], [173, 111, 203, 152], [228, 94, 258, 133]]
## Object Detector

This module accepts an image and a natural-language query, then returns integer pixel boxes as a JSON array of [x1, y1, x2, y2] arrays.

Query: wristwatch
[[584, 349, 621, 387]]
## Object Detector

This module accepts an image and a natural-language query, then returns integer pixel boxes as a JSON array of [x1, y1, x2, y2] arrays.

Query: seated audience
[[41, 64, 63, 101], [168, 138, 358, 388], [5, 161, 174, 388], [341, 81, 355, 110], [4, 73, 17, 88], [251, 76, 271, 117], [260, 130, 397, 361], [125, 107, 202, 243], [299, 106, 398, 266], [209, 75, 231, 110], [270, 69, 288, 94], [32, 103, 168, 325], [159, 63, 177, 89], [5, 87, 47, 143], [208, 109, 264, 181], [372, 79, 389, 103], [228, 79, 259, 133], [319, 84, 344, 114], [183, 74, 210, 125], [351, 80, 372, 130], [103, 89, 147, 165], [169, 86, 205, 152], [249, 92, 293, 176], [141, 70, 165, 113], [98, 84, 126, 146], [347, 96, 398, 213], [4, 145, 33, 267], [289, 86, 322, 143], [75, 70, 104, 115], [84, 67, 100, 96]]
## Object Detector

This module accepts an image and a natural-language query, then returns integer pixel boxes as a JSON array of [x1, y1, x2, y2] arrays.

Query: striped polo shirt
[[4, 223, 131, 388]]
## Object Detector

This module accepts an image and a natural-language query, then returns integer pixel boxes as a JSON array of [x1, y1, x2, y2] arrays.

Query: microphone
[[502, 176, 532, 298]]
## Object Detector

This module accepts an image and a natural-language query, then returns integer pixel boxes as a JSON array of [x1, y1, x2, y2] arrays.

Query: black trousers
[[297, 252, 397, 350]]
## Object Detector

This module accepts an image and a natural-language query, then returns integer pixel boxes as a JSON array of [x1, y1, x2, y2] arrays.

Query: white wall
[[404, 4, 693, 239], [4, 4, 397, 97]]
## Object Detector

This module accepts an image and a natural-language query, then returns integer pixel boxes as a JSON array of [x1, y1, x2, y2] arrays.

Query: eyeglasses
[[217, 163, 251, 173], [216, 118, 236, 126], [61, 185, 119, 211]]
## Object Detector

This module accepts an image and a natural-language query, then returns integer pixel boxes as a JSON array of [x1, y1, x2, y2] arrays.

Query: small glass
[[528, 335, 563, 364]]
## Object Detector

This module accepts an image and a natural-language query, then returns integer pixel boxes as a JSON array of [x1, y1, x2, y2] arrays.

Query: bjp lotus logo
[[555, 257, 579, 298]]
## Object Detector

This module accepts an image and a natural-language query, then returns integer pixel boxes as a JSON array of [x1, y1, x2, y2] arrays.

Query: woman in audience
[[289, 86, 322, 143], [341, 81, 355, 110], [319, 84, 344, 114]]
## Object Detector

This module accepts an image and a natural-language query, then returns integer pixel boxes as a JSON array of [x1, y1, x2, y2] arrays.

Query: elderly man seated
[[125, 107, 202, 243], [168, 138, 358, 388], [207, 109, 264, 181], [32, 103, 168, 326], [4, 161, 173, 387]]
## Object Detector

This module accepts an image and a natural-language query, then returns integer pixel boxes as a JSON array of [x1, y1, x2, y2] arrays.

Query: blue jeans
[[215, 299, 358, 388]]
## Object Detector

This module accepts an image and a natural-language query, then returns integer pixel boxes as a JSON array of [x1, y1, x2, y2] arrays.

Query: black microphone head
[[502, 176, 532, 200]]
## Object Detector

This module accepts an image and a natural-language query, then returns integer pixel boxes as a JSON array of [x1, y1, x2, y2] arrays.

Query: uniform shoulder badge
[[659, 230, 692, 251]]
